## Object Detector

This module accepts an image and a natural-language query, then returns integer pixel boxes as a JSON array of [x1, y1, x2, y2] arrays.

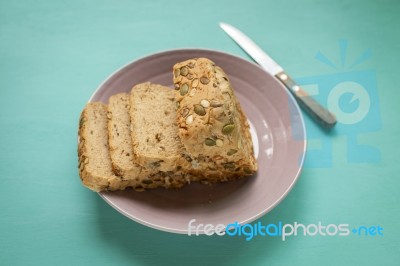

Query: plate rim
[[89, 48, 307, 234]]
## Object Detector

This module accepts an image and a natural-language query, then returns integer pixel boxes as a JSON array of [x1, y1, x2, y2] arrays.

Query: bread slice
[[173, 58, 257, 182], [130, 82, 192, 173], [78, 102, 133, 191], [108, 93, 187, 190], [108, 93, 143, 179]]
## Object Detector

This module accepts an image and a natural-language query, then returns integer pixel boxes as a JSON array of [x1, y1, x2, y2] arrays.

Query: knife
[[219, 22, 337, 129]]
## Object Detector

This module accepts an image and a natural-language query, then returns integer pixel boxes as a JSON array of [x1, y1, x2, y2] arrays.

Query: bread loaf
[[173, 58, 257, 181], [78, 58, 258, 192]]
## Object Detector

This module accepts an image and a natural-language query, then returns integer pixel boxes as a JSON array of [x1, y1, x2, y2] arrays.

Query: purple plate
[[90, 49, 306, 234]]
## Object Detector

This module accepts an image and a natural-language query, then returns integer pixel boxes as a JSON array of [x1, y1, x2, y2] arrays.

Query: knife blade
[[219, 22, 337, 129]]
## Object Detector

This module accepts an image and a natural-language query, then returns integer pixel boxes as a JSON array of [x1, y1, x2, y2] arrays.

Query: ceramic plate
[[90, 49, 306, 234]]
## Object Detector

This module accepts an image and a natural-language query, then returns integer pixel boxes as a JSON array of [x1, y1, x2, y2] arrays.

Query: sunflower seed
[[200, 99, 210, 108], [192, 78, 199, 88], [189, 88, 196, 97], [186, 115, 193, 124], [216, 139, 223, 147], [210, 100, 223, 107], [181, 108, 189, 117]]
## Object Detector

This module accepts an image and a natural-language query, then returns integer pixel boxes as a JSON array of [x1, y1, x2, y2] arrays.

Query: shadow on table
[[94, 174, 307, 266]]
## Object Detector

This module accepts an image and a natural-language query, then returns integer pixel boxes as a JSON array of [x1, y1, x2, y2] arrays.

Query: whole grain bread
[[130, 82, 192, 174], [108, 93, 142, 179], [108, 92, 189, 190], [173, 58, 257, 181], [78, 59, 257, 192], [79, 102, 185, 191], [78, 102, 133, 191]]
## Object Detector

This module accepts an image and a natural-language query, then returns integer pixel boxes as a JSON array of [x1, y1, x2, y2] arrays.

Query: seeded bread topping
[[173, 58, 257, 179]]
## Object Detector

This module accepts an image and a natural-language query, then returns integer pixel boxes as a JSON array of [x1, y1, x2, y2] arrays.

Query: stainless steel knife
[[219, 22, 337, 129]]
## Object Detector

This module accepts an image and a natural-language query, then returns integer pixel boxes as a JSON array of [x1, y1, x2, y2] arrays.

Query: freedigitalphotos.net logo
[[292, 40, 381, 167], [188, 219, 384, 241]]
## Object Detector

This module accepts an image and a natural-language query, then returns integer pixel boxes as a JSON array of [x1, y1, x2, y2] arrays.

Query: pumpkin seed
[[205, 138, 216, 146], [142, 179, 153, 184], [223, 162, 235, 170], [194, 104, 206, 116], [180, 83, 189, 96], [222, 123, 235, 135], [180, 66, 189, 76], [174, 68, 180, 78], [150, 161, 161, 168], [200, 76, 210, 84], [244, 167, 252, 174], [227, 149, 238, 156], [79, 117, 85, 128]]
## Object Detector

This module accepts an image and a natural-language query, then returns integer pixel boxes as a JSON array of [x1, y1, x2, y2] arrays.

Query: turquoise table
[[1, 0, 399, 265]]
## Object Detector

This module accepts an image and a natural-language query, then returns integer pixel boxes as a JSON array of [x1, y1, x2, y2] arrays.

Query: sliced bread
[[108, 93, 143, 179], [130, 82, 192, 173], [78, 102, 175, 192], [78, 102, 132, 191], [108, 93, 186, 190]]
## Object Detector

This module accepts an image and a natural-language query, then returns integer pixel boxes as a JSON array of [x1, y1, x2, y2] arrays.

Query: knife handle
[[275, 71, 337, 129]]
